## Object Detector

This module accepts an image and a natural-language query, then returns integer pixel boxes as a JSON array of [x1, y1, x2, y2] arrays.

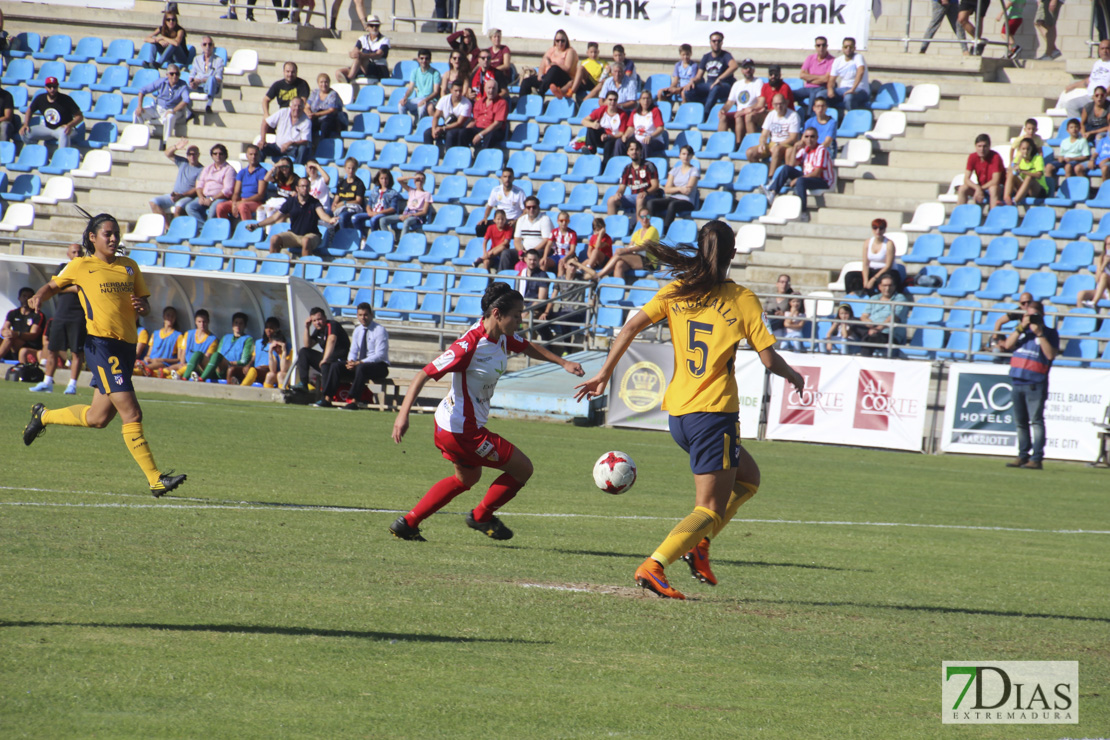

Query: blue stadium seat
[[729, 133, 763, 162], [646, 73, 672, 96], [935, 328, 981, 360], [322, 285, 353, 311], [1050, 241, 1095, 272], [726, 193, 768, 222], [937, 266, 982, 297], [85, 121, 118, 149], [1085, 180, 1110, 208], [292, 255, 324, 281], [534, 124, 572, 153], [8, 88, 28, 110], [1044, 176, 1089, 207], [1020, 271, 1058, 301], [974, 205, 1017, 235], [377, 114, 413, 141], [367, 141, 406, 168], [343, 112, 381, 140], [592, 186, 619, 214], [871, 82, 906, 111], [95, 39, 134, 65], [190, 247, 224, 271], [324, 229, 361, 257], [942, 299, 981, 329], [358, 232, 394, 258], [905, 295, 945, 326], [155, 216, 198, 244], [503, 121, 539, 151], [664, 219, 697, 244], [937, 204, 982, 234], [321, 258, 357, 283], [0, 58, 33, 86], [117, 97, 142, 124], [905, 265, 947, 295], [568, 212, 594, 237], [60, 62, 97, 90], [596, 156, 631, 185], [902, 327, 945, 359], [230, 249, 258, 274], [697, 104, 726, 132], [701, 131, 737, 159], [537, 181, 566, 211], [121, 67, 159, 95], [452, 237, 485, 266], [665, 130, 702, 158], [257, 253, 290, 276], [430, 146, 470, 175], [446, 294, 483, 323], [463, 148, 504, 177], [1012, 239, 1057, 269], [347, 85, 384, 112], [382, 266, 422, 292], [836, 109, 872, 138], [30, 61, 66, 89], [418, 235, 460, 265], [903, 234, 944, 264], [163, 249, 191, 269], [89, 65, 129, 93], [8, 32, 41, 60], [129, 246, 159, 267], [224, 221, 264, 248], [537, 97, 574, 124], [382, 60, 417, 87], [1010, 205, 1055, 237], [7, 144, 48, 173], [459, 177, 496, 207], [938, 235, 981, 265], [699, 160, 736, 190], [690, 191, 733, 220], [424, 204, 465, 234], [33, 34, 72, 61], [973, 268, 1020, 300], [399, 144, 438, 172], [434, 175, 467, 204], [648, 157, 668, 182], [1048, 210, 1094, 240], [376, 289, 417, 320], [564, 155, 601, 183], [569, 98, 599, 124], [564, 183, 600, 211], [507, 151, 536, 178], [313, 138, 344, 166], [975, 236, 1019, 267], [190, 218, 230, 246], [345, 139, 375, 165], [604, 214, 630, 244], [733, 161, 768, 191], [531, 152, 569, 181], [404, 117, 434, 144], [455, 209, 485, 237], [385, 233, 427, 262], [508, 94, 542, 122], [0, 174, 40, 201], [1055, 337, 1099, 367], [666, 102, 703, 130]]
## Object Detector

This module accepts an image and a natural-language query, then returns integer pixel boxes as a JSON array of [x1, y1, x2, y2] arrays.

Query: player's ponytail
[[81, 213, 120, 257], [481, 281, 523, 318], [646, 221, 735, 303]]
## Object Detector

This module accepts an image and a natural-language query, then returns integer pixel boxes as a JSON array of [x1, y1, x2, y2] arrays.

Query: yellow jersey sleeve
[[137, 328, 150, 345], [53, 256, 144, 343]]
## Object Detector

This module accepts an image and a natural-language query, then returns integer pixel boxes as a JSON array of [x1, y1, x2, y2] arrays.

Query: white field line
[[1, 486, 1108, 535]]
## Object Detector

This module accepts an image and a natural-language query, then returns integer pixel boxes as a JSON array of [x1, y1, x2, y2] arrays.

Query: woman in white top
[[646, 145, 700, 233], [1076, 235, 1110, 308], [620, 90, 666, 159], [860, 218, 895, 293], [826, 37, 870, 113]]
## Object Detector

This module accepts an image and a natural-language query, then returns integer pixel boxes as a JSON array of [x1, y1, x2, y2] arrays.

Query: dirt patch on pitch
[[510, 580, 653, 599]]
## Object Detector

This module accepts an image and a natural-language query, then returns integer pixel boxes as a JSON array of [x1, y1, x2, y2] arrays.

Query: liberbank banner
[[484, 0, 871, 50]]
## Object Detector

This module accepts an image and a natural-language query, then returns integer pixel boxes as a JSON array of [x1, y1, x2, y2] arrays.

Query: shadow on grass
[[747, 599, 1110, 624], [552, 549, 863, 571], [0, 620, 547, 644]]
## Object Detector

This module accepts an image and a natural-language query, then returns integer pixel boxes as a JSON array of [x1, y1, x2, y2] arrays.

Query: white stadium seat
[[900, 202, 945, 232], [938, 173, 970, 204], [887, 230, 908, 257], [735, 224, 766, 254], [864, 111, 907, 141], [30, 176, 74, 205], [225, 49, 258, 76], [828, 261, 861, 291], [71, 150, 112, 178], [898, 83, 940, 113], [0, 203, 35, 232], [109, 124, 150, 152], [833, 138, 872, 169], [122, 213, 165, 242], [758, 195, 802, 225]]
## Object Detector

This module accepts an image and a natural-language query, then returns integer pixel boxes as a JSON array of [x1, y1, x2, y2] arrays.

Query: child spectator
[[1055, 118, 1090, 177], [305, 160, 332, 213], [568, 42, 605, 100], [803, 96, 838, 157], [546, 211, 578, 274], [825, 303, 864, 354], [1008, 118, 1045, 172], [476, 209, 514, 269], [657, 44, 697, 102], [353, 169, 402, 233], [781, 297, 807, 352], [575, 218, 613, 280], [382, 174, 434, 241], [331, 157, 367, 230], [997, 0, 1027, 59], [1004, 137, 1048, 205]]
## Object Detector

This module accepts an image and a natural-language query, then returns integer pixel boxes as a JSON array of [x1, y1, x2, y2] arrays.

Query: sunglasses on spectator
[[1019, 300, 1031, 305], [815, 42, 827, 47], [168, 71, 179, 76], [526, 203, 539, 209], [201, 42, 211, 47]]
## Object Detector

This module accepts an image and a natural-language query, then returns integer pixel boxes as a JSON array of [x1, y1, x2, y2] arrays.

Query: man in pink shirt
[[184, 143, 236, 225], [795, 36, 835, 112]]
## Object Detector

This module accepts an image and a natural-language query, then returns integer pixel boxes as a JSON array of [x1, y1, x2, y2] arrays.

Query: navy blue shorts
[[85, 335, 136, 395], [669, 411, 741, 475]]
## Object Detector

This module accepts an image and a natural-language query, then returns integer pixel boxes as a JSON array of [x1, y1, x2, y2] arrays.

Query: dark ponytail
[[81, 213, 120, 257], [481, 281, 523, 318], [645, 221, 735, 303]]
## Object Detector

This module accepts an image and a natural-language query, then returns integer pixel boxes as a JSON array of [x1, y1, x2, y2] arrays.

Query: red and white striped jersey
[[425, 322, 530, 434]]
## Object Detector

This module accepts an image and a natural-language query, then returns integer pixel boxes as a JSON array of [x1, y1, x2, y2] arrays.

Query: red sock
[[406, 475, 472, 526], [472, 473, 525, 522]]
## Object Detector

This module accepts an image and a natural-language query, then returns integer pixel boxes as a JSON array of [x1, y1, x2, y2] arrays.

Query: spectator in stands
[[468, 50, 498, 99], [656, 44, 698, 103], [1052, 118, 1090, 177], [545, 210, 578, 273], [760, 127, 835, 222], [1034, 0, 1063, 60], [150, 139, 202, 220], [305, 160, 332, 213], [134, 64, 191, 150], [718, 59, 765, 145], [595, 208, 658, 280], [1000, 300, 1059, 469], [509, 197, 554, 271], [185, 37, 223, 115], [599, 61, 641, 112], [763, 274, 794, 336], [321, 302, 390, 410], [447, 28, 481, 71], [352, 169, 402, 232], [1003, 137, 1048, 205], [859, 218, 898, 293], [475, 209, 514, 269], [1077, 236, 1110, 307], [607, 140, 661, 217], [136, 306, 181, 377], [572, 42, 606, 102], [689, 31, 738, 116], [0, 84, 17, 142], [518, 249, 552, 314], [1008, 118, 1045, 171], [306, 73, 343, 143], [249, 176, 338, 257], [997, 0, 1026, 60], [1091, 128, 1110, 179], [262, 62, 310, 115], [330, 157, 366, 230], [827, 38, 870, 113], [171, 308, 217, 380], [292, 306, 350, 393], [583, 90, 627, 166], [779, 297, 808, 352], [611, 44, 639, 82], [569, 217, 614, 280], [1080, 86, 1109, 143], [621, 91, 666, 159], [436, 49, 472, 104], [185, 143, 235, 226], [465, 78, 507, 150], [802, 96, 838, 158], [144, 11, 187, 68], [425, 79, 472, 151], [337, 16, 389, 82], [646, 144, 699, 234], [762, 65, 796, 113], [380, 173, 434, 241], [433, 0, 457, 33], [214, 144, 266, 222], [1, 286, 44, 364], [957, 133, 1004, 208], [1063, 40, 1110, 121], [921, 0, 969, 53], [197, 312, 254, 383], [328, 0, 369, 30], [29, 244, 85, 395], [256, 156, 298, 221], [260, 95, 311, 164], [20, 77, 82, 149], [957, 0, 990, 55], [859, 272, 910, 357], [398, 49, 441, 121], [824, 303, 864, 354], [487, 28, 513, 89], [519, 31, 578, 100], [746, 93, 801, 179], [796, 37, 834, 109], [480, 168, 526, 233]]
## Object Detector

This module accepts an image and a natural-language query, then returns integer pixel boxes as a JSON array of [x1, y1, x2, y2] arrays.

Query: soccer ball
[[593, 451, 637, 495]]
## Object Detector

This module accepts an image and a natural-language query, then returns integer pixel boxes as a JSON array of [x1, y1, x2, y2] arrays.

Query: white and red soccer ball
[[592, 451, 637, 495]]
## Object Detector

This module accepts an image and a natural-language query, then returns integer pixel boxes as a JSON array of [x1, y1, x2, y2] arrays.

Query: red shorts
[[1003, 18, 1023, 36], [434, 424, 517, 468]]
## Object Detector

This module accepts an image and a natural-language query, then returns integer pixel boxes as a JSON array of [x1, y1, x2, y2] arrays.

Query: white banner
[[940, 364, 1110, 462], [765, 352, 930, 451], [484, 0, 870, 50], [24, 0, 135, 8]]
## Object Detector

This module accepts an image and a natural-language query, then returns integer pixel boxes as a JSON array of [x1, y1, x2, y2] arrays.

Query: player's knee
[[456, 467, 481, 488]]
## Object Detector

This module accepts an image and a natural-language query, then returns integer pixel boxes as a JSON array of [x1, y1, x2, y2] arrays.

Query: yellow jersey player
[[23, 213, 187, 497], [575, 221, 805, 599]]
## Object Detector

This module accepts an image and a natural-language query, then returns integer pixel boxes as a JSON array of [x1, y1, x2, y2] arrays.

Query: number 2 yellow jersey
[[52, 255, 149, 344], [641, 281, 774, 415]]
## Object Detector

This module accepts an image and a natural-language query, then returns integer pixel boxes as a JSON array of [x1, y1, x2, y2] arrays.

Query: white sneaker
[[279, 16, 292, 23], [64, 382, 78, 395], [29, 380, 54, 393]]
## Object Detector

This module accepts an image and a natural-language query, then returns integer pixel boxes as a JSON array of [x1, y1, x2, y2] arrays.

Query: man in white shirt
[[504, 197, 553, 270], [1064, 39, 1110, 120], [481, 168, 526, 233], [320, 302, 390, 410], [424, 79, 472, 152], [337, 16, 390, 82], [826, 37, 870, 113], [260, 96, 311, 164], [745, 93, 801, 181], [717, 58, 765, 145]]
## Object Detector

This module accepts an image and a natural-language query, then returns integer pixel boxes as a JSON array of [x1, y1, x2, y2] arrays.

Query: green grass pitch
[[1, 381, 1107, 738]]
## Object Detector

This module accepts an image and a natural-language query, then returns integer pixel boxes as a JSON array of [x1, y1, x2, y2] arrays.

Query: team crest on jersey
[[115, 374, 124, 386], [475, 439, 499, 461], [125, 266, 134, 276], [432, 349, 455, 371]]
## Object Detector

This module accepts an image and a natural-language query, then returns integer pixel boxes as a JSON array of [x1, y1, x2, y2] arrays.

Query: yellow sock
[[710, 481, 758, 539], [121, 422, 161, 486], [241, 367, 258, 386], [263, 382, 275, 388], [651, 506, 722, 567], [42, 405, 91, 427]]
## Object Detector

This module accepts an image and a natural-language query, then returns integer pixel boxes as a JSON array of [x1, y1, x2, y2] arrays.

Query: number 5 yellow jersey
[[642, 281, 774, 415]]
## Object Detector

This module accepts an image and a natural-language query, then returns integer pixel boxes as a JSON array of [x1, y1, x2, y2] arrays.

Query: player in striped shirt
[[389, 282, 584, 542]]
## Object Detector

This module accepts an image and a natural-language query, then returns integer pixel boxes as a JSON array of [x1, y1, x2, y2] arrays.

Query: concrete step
[[847, 177, 943, 199], [888, 149, 975, 171]]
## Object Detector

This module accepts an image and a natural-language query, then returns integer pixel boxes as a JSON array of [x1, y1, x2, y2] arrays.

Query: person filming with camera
[[999, 299, 1059, 470]]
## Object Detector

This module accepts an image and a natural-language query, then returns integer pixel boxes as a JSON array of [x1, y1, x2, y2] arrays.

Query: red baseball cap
[[45, 76, 59, 85]]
